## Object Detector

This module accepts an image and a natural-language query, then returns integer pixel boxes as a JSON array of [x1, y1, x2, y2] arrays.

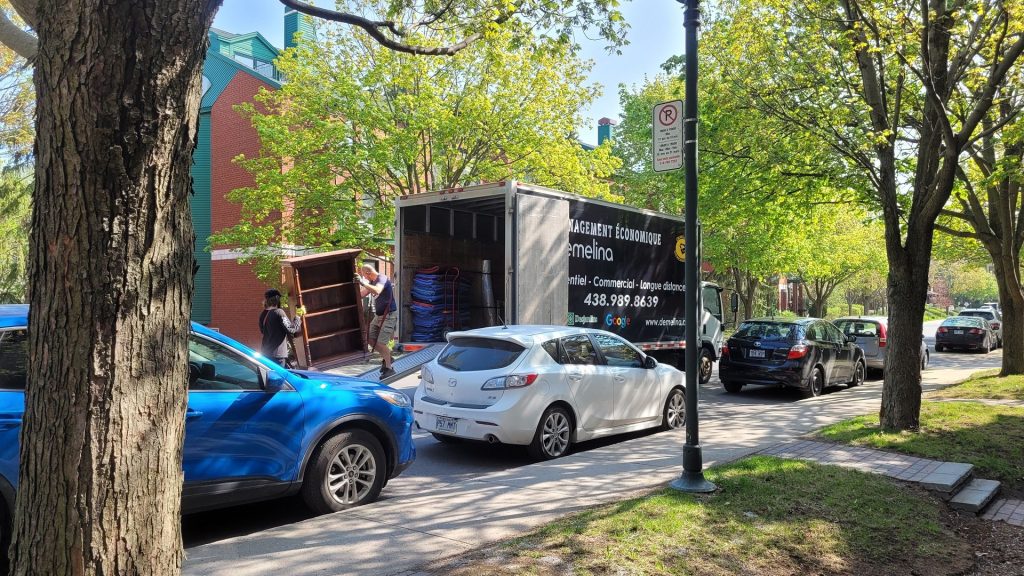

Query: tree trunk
[[993, 257, 1024, 375], [11, 1, 220, 574], [879, 249, 930, 431]]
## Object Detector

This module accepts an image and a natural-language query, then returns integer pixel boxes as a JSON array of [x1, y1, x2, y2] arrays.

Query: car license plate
[[954, 330, 964, 335], [435, 416, 457, 433], [748, 349, 766, 358]]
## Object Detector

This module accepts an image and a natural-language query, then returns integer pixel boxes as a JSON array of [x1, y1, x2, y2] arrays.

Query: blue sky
[[212, 1, 686, 144]]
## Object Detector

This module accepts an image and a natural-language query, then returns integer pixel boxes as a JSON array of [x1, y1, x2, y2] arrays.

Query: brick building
[[190, 10, 313, 347]]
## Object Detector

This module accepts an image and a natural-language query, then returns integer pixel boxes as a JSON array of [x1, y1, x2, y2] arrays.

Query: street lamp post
[[670, 0, 716, 494]]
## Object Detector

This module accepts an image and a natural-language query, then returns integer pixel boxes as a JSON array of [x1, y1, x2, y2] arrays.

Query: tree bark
[[11, 1, 220, 573], [993, 257, 1024, 375]]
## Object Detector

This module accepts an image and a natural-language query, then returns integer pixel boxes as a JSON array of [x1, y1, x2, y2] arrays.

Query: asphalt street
[[182, 318, 987, 547]]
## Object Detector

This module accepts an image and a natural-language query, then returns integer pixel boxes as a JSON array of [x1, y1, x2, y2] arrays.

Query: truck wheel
[[302, 429, 386, 514], [723, 381, 743, 394], [699, 348, 714, 384], [528, 405, 572, 460]]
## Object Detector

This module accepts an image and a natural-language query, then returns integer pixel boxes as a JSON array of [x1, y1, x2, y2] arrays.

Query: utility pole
[[670, 0, 716, 494]]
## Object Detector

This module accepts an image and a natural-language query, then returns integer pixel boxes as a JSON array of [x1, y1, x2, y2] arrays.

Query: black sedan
[[719, 318, 866, 398], [935, 316, 996, 353]]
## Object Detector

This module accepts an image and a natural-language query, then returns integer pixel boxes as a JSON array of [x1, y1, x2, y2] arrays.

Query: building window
[[233, 53, 278, 81]]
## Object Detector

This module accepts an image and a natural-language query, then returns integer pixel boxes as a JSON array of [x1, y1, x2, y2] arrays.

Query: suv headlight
[[375, 389, 411, 408], [481, 373, 538, 390]]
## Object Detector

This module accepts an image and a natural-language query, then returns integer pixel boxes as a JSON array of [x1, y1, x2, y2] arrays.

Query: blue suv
[[0, 305, 415, 543]]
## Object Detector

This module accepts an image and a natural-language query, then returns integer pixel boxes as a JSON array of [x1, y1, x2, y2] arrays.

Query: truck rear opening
[[396, 189, 509, 343]]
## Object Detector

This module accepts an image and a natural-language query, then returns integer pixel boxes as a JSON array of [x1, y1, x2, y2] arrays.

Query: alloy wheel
[[665, 390, 685, 429], [541, 411, 570, 457], [325, 444, 377, 506]]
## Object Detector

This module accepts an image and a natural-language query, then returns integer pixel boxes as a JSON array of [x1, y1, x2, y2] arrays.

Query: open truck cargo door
[[512, 191, 569, 325]]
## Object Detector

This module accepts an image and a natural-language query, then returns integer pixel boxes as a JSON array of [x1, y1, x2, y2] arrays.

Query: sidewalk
[[184, 356, 1003, 576]]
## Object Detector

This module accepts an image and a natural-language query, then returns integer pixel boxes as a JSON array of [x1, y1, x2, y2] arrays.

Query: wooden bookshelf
[[282, 249, 367, 369]]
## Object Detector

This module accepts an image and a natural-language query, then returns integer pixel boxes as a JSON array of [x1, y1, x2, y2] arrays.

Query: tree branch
[[934, 223, 980, 239], [279, 0, 513, 56], [0, 9, 36, 60]]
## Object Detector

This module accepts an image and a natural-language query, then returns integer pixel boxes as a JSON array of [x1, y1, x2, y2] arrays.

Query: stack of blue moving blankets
[[409, 267, 472, 342]]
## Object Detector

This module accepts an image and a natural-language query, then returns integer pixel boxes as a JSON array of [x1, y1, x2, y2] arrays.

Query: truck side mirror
[[730, 292, 739, 313]]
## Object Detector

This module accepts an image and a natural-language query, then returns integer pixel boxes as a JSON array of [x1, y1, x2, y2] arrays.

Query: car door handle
[[186, 409, 204, 420]]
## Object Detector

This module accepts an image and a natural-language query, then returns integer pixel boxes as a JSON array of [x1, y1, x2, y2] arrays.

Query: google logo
[[605, 314, 631, 327]]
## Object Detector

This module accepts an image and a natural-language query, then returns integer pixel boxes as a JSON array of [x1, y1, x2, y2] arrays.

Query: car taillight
[[481, 373, 538, 390], [878, 321, 888, 347], [721, 344, 730, 357], [787, 344, 808, 359], [937, 326, 948, 333], [970, 328, 983, 335]]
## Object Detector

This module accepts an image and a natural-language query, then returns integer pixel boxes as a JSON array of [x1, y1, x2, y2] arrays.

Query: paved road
[[182, 316, 996, 547]]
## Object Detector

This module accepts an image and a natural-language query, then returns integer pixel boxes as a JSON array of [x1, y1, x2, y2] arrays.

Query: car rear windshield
[[438, 337, 526, 371], [960, 311, 995, 320], [834, 320, 879, 336], [943, 317, 986, 327], [734, 322, 797, 341]]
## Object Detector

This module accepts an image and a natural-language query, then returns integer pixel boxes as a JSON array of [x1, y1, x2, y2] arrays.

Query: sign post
[[669, 0, 716, 494]]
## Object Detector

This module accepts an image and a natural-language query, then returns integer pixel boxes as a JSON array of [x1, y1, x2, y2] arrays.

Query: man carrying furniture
[[357, 264, 397, 378]]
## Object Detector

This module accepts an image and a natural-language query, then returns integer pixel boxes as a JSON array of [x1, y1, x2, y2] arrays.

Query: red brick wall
[[210, 259, 269, 348], [209, 71, 277, 346]]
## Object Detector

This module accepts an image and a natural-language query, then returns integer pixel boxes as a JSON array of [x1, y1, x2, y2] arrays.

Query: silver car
[[834, 317, 929, 373], [958, 308, 1002, 348]]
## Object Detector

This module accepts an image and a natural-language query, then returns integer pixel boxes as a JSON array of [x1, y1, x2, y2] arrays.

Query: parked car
[[719, 318, 865, 398], [958, 308, 1002, 347], [413, 325, 686, 460], [0, 304, 415, 548], [935, 316, 997, 353], [981, 302, 1001, 313], [834, 316, 929, 374]]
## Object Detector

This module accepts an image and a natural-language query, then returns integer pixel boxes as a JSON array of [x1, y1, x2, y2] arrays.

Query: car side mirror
[[846, 334, 857, 344], [264, 371, 286, 392], [644, 356, 658, 369]]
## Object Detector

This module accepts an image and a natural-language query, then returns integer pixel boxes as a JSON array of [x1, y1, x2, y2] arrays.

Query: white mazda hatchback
[[413, 325, 687, 460]]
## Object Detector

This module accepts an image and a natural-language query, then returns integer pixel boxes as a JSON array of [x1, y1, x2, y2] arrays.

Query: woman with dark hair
[[258, 288, 303, 366]]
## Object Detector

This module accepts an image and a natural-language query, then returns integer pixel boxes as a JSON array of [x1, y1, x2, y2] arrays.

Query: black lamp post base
[[670, 471, 717, 493]]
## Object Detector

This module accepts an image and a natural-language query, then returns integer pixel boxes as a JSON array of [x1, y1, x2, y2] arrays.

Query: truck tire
[[699, 347, 714, 384]]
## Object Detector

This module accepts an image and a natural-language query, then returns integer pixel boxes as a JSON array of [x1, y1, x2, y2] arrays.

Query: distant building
[[190, 9, 313, 347]]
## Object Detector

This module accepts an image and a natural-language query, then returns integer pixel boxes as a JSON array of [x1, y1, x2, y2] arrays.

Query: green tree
[[937, 87, 1024, 375], [612, 59, 848, 322], [0, 1, 626, 573], [0, 168, 29, 303], [708, 0, 1024, 431], [949, 266, 1000, 307], [796, 207, 887, 318], [215, 19, 620, 283]]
